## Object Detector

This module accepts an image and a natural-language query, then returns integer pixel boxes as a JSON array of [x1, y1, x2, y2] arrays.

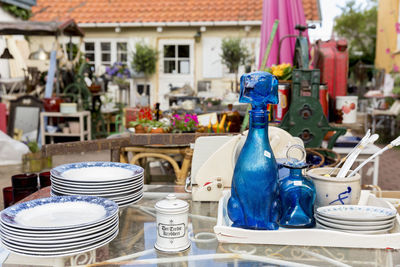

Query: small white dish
[[316, 205, 397, 222], [315, 214, 395, 226], [316, 221, 393, 235], [316, 216, 394, 231]]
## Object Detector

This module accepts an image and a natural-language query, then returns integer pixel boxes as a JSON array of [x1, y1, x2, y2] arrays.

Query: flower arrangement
[[171, 114, 199, 133], [106, 62, 131, 85], [129, 108, 170, 133], [266, 63, 292, 81]]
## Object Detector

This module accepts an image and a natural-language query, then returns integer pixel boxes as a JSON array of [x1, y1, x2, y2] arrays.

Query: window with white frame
[[84, 42, 95, 67], [163, 45, 190, 74], [117, 42, 128, 64], [83, 39, 130, 71], [100, 42, 111, 66]]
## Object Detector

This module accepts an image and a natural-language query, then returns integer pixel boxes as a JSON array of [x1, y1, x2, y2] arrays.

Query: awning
[[0, 19, 84, 36]]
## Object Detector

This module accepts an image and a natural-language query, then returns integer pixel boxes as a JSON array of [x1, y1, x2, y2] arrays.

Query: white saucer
[[316, 205, 397, 221], [316, 221, 393, 234]]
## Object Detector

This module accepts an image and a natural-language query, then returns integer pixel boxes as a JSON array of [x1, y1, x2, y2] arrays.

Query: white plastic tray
[[214, 190, 400, 249]]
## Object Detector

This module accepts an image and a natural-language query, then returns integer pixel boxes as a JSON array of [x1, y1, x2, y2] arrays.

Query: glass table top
[[3, 185, 400, 266]]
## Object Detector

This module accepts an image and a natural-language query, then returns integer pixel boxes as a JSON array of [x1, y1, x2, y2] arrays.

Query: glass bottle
[[228, 71, 280, 230], [278, 154, 316, 228]]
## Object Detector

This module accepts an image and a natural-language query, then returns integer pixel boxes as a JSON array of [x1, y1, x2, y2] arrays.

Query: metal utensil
[[348, 136, 400, 178]]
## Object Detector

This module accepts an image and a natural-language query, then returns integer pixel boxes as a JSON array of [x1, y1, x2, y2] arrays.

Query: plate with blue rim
[[0, 195, 118, 230], [0, 229, 119, 258], [50, 182, 143, 196], [50, 161, 143, 183], [316, 205, 397, 222], [50, 175, 143, 190], [0, 214, 118, 237]]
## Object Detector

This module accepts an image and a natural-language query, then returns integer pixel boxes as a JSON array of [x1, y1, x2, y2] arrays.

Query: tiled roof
[[31, 0, 320, 24], [302, 0, 321, 22]]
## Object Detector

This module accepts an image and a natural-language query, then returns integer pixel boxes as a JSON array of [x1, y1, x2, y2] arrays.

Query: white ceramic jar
[[307, 167, 361, 208], [154, 194, 190, 252]]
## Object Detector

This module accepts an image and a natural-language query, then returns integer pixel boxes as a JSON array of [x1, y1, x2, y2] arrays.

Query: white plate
[[0, 196, 118, 230], [0, 214, 118, 239], [50, 188, 142, 201], [1, 229, 119, 257], [51, 162, 143, 182], [1, 222, 118, 249], [316, 205, 397, 221], [118, 194, 143, 207], [51, 190, 143, 206], [50, 174, 144, 187], [315, 214, 395, 226], [50, 183, 143, 196], [316, 221, 393, 234], [316, 216, 394, 231], [50, 177, 143, 191]]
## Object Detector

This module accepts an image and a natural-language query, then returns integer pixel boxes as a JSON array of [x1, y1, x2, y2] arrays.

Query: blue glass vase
[[228, 72, 280, 230], [278, 161, 316, 228]]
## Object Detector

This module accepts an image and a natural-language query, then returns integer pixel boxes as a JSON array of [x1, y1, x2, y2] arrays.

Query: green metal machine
[[279, 24, 346, 149], [279, 69, 345, 149]]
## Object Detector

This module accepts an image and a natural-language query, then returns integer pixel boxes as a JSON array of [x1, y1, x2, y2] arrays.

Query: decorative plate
[[50, 176, 143, 190], [51, 161, 144, 182], [1, 223, 118, 249], [0, 229, 119, 258], [316, 221, 393, 235], [316, 216, 394, 231], [315, 214, 395, 226], [316, 205, 397, 221], [0, 214, 118, 238], [0, 195, 118, 230]]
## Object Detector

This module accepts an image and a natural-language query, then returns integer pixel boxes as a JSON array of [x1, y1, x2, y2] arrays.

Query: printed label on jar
[[158, 223, 185, 239]]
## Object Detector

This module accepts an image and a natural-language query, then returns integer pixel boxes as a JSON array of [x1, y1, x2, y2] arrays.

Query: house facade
[[30, 0, 320, 110], [375, 0, 400, 73]]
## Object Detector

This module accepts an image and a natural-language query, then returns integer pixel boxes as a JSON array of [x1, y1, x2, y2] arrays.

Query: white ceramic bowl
[[307, 167, 361, 208]]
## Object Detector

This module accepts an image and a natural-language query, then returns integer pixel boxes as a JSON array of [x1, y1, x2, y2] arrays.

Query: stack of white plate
[[50, 162, 144, 207], [316, 205, 397, 234], [0, 195, 119, 257]]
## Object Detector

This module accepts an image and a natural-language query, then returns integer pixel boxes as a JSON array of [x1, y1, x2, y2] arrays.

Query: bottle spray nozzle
[[239, 71, 279, 110]]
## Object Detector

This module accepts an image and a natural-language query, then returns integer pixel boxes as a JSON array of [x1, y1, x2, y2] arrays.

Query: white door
[[158, 39, 194, 110]]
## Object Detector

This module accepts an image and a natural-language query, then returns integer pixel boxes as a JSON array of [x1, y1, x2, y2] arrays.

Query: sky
[[308, 0, 371, 42]]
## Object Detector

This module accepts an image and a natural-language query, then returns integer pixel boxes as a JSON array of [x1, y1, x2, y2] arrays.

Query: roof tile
[[31, 0, 320, 24]]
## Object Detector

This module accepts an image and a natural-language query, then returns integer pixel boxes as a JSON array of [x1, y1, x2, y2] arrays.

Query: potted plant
[[131, 43, 158, 104], [106, 62, 131, 88], [171, 114, 199, 133], [129, 107, 170, 133], [220, 38, 251, 93]]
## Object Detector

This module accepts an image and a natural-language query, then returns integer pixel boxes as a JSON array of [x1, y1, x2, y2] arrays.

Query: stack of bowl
[[50, 162, 144, 207]]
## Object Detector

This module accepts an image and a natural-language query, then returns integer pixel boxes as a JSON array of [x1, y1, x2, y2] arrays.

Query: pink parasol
[[259, 0, 309, 69]]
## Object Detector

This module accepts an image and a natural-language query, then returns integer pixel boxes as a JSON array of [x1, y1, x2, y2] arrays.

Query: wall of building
[[30, 25, 261, 109], [375, 0, 400, 72]]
